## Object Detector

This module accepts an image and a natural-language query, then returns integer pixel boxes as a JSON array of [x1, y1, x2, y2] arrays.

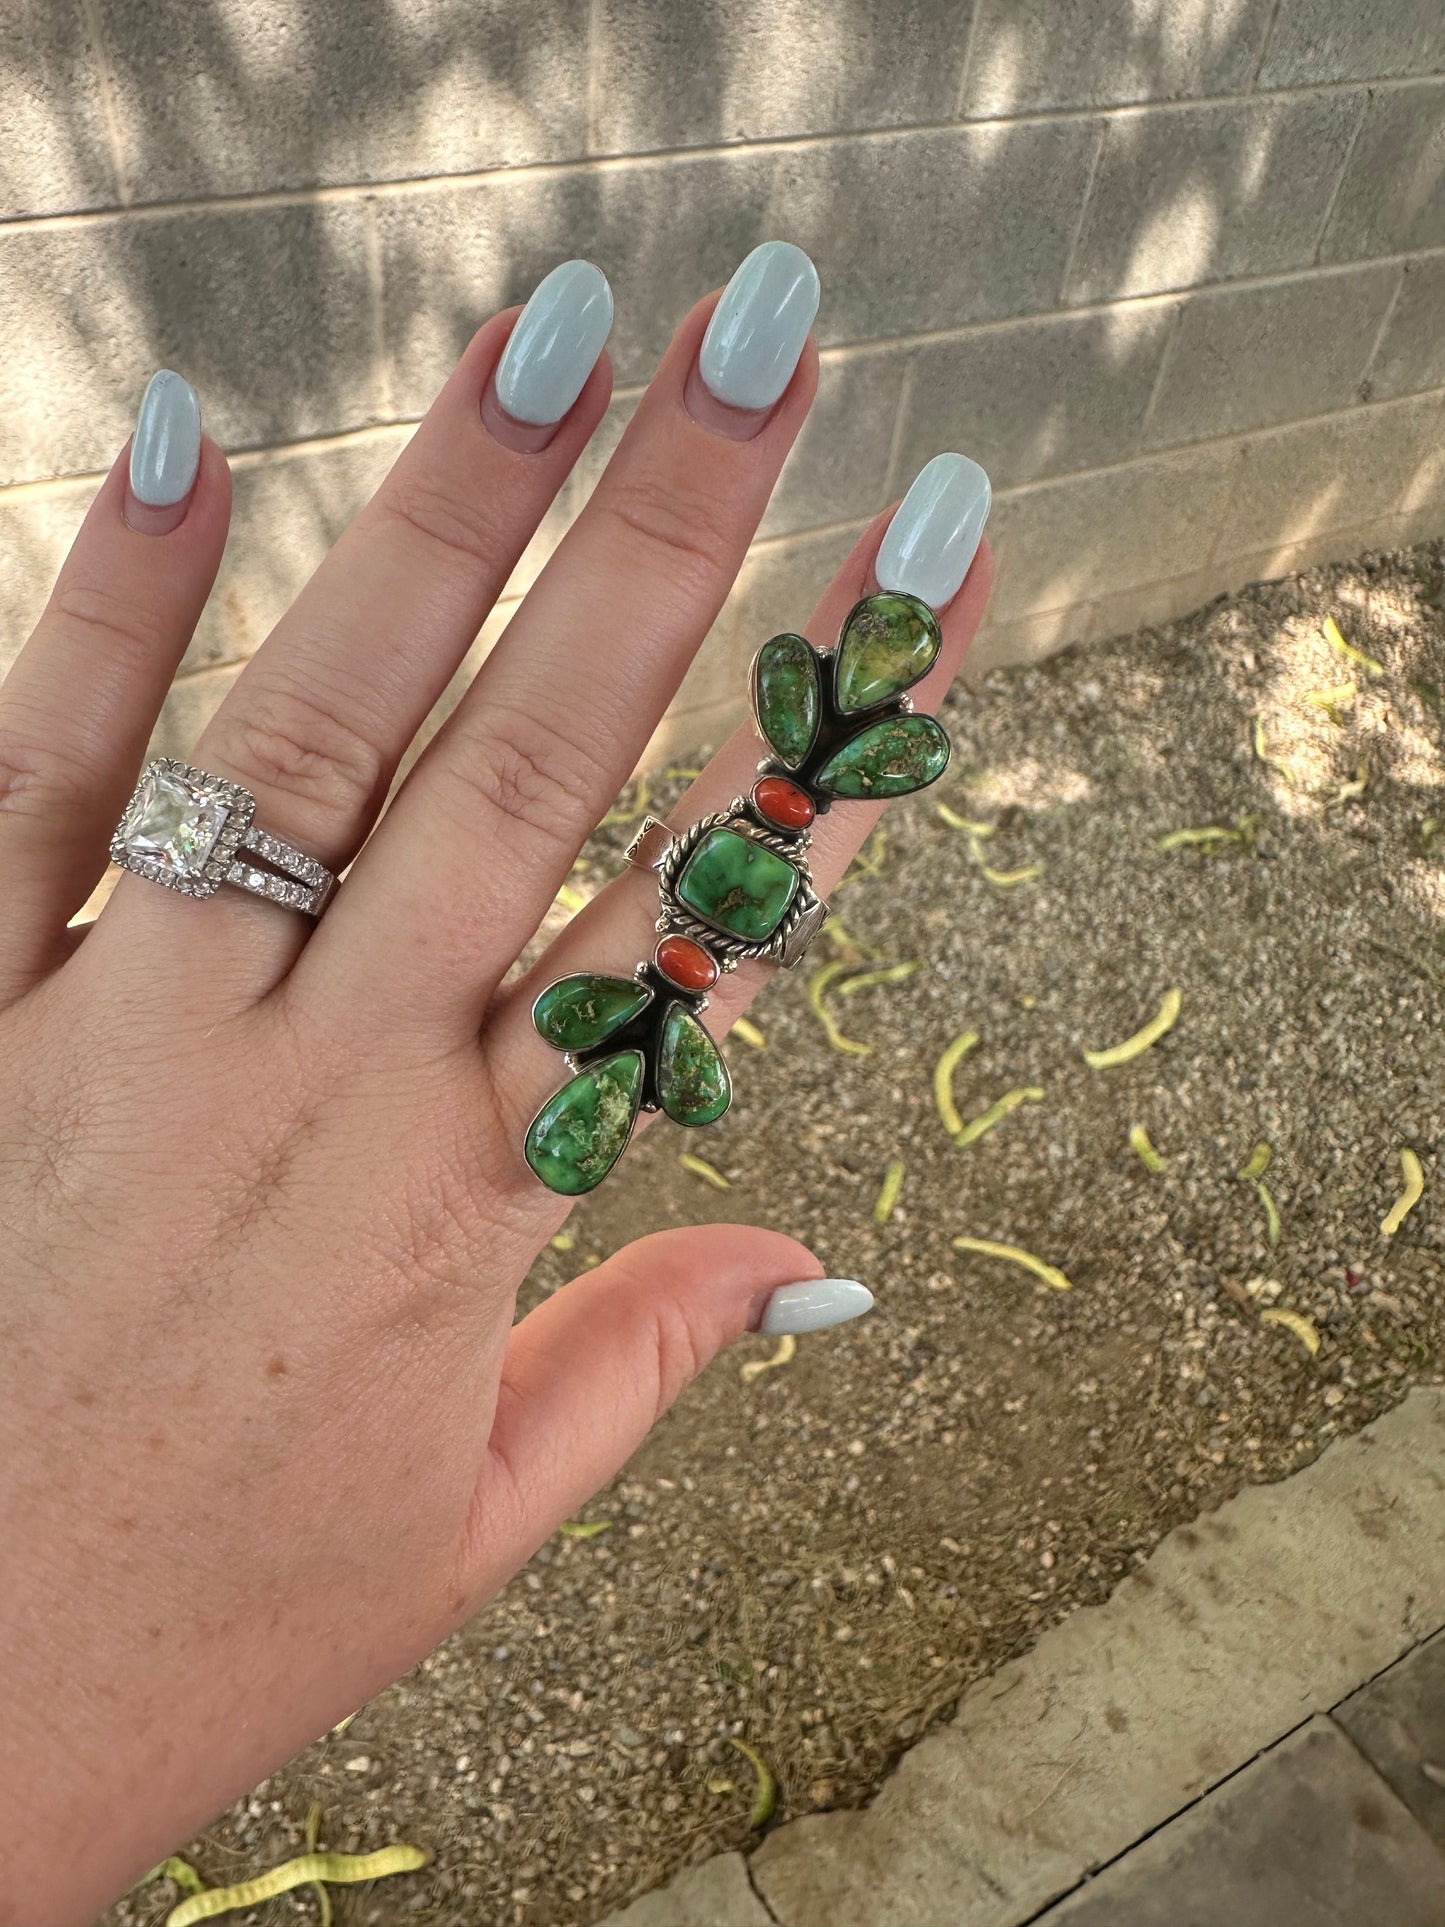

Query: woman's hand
[[0, 248, 989, 1924]]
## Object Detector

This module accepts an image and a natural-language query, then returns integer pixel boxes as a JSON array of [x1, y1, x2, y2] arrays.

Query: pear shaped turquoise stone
[[754, 632, 819, 766], [816, 714, 950, 798], [533, 973, 651, 1052], [658, 1005, 731, 1126], [833, 594, 942, 712], [677, 825, 800, 942], [525, 1051, 643, 1195]]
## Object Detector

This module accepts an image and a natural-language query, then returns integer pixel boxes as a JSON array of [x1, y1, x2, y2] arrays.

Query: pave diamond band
[[111, 759, 337, 917]]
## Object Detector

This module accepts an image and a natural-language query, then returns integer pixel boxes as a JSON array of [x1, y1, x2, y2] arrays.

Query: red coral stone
[[753, 776, 816, 830], [656, 935, 719, 992]]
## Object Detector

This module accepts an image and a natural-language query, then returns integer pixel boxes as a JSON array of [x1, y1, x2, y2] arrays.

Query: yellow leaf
[[730, 1016, 766, 1050], [1323, 614, 1384, 676], [937, 804, 995, 837], [559, 1520, 613, 1540], [1382, 1148, 1425, 1236], [549, 1231, 576, 1252], [807, 960, 871, 1056], [727, 1738, 779, 1827], [952, 1236, 1072, 1292], [554, 884, 588, 915], [165, 1849, 428, 1927], [977, 856, 1044, 887], [679, 1152, 732, 1190], [1254, 1179, 1283, 1246], [150, 1860, 206, 1897], [1083, 988, 1182, 1069], [1155, 825, 1242, 852], [955, 1086, 1045, 1148], [1304, 679, 1357, 712], [1238, 1142, 1272, 1180], [741, 1333, 796, 1383], [1128, 1125, 1167, 1173], [873, 1159, 905, 1224], [601, 778, 653, 826], [1259, 1308, 1320, 1357], [932, 1028, 981, 1137], [837, 961, 923, 995]]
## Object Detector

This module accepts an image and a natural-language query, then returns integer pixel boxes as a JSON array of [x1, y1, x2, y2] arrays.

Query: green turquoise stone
[[677, 826, 800, 943], [658, 1005, 732, 1126], [524, 1051, 643, 1196], [816, 714, 950, 798], [533, 973, 651, 1052], [833, 594, 942, 712], [753, 632, 819, 766]]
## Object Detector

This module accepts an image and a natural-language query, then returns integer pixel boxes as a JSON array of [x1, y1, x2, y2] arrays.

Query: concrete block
[[0, 478, 100, 675], [596, 1851, 773, 1927], [752, 1388, 1445, 1927], [965, 604, 1087, 682], [1322, 81, 1445, 261], [894, 304, 1173, 493], [1214, 390, 1445, 558], [1370, 257, 1445, 401], [985, 442, 1235, 621], [1036, 1718, 1445, 1927], [731, 522, 869, 651], [1260, 0, 1445, 86], [1065, 92, 1367, 304], [0, 2, 118, 217], [961, 0, 1274, 116], [151, 663, 242, 763], [761, 348, 905, 539], [592, 0, 970, 154], [1336, 1630, 1445, 1850], [93, 0, 590, 200], [1144, 264, 1401, 449], [0, 199, 377, 487], [381, 122, 1098, 409]]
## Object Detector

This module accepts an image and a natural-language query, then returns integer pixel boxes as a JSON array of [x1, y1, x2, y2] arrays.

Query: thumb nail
[[758, 1278, 874, 1335]]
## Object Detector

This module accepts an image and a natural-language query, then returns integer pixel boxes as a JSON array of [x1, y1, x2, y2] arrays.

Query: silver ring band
[[111, 759, 336, 917]]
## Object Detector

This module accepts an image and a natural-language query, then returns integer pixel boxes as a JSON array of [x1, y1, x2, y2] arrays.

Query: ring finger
[[94, 263, 616, 984]]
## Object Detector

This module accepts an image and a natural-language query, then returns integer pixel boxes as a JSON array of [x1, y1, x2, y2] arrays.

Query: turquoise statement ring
[[524, 592, 951, 1195]]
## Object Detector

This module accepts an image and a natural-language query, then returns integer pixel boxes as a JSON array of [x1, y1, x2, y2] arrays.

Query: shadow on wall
[[1, 0, 1444, 716]]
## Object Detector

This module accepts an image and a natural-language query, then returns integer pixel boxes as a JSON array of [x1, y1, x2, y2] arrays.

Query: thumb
[[463, 1226, 873, 1591]]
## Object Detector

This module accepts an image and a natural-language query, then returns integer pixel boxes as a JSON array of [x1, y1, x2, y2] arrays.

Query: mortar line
[[1249, 0, 1286, 90], [1134, 298, 1186, 449], [361, 196, 391, 420], [2, 73, 1436, 235], [1057, 117, 1109, 304], [76, 0, 132, 207], [583, 0, 604, 155], [16, 244, 1442, 502], [951, 0, 987, 120], [1310, 87, 1370, 265], [881, 352, 918, 501], [1359, 261, 1409, 395]]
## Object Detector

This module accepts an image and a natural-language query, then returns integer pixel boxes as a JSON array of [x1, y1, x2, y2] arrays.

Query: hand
[[0, 249, 990, 1923]]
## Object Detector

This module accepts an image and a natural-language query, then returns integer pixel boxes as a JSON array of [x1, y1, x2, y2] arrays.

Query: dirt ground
[[113, 542, 1444, 1927]]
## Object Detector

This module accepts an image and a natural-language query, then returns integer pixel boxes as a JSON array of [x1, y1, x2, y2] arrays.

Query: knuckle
[[50, 580, 169, 669], [0, 732, 90, 824], [601, 471, 736, 587], [441, 704, 610, 858], [228, 676, 387, 824], [377, 478, 503, 571]]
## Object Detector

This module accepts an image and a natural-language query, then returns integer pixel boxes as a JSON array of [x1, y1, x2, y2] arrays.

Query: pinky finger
[[0, 375, 230, 998]]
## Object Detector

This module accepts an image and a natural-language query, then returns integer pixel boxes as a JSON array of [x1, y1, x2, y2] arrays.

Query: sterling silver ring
[[111, 758, 337, 916]]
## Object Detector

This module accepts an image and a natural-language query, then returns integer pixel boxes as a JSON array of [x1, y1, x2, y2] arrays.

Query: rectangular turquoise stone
[[676, 825, 799, 943]]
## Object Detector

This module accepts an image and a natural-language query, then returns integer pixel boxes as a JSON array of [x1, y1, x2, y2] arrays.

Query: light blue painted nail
[[759, 1278, 874, 1336], [699, 241, 820, 413], [494, 259, 613, 427], [876, 452, 992, 612], [129, 369, 201, 507]]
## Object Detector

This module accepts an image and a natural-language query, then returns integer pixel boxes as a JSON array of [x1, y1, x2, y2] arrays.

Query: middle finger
[[308, 242, 822, 1031]]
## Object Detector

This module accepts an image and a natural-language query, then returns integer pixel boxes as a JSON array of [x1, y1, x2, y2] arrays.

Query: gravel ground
[[112, 541, 1444, 1927]]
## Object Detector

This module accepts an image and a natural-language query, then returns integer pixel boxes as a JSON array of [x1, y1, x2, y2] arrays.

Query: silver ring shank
[[227, 826, 337, 916]]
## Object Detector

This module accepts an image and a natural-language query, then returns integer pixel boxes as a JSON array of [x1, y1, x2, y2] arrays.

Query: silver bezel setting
[[654, 800, 824, 972], [110, 758, 255, 899]]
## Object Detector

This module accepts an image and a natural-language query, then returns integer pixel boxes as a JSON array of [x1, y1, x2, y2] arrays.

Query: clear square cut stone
[[118, 768, 229, 877]]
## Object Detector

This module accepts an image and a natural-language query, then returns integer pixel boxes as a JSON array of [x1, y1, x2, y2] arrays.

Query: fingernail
[[698, 240, 819, 414], [126, 370, 200, 529], [492, 259, 613, 430], [876, 452, 991, 612], [759, 1278, 874, 1336]]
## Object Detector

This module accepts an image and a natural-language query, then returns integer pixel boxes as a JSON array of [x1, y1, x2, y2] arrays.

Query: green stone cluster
[[754, 632, 819, 766], [524, 1051, 643, 1196], [657, 1005, 730, 1125], [817, 714, 950, 798]]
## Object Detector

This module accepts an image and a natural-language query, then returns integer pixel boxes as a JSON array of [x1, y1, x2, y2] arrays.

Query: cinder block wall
[[3, 1, 1444, 765]]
